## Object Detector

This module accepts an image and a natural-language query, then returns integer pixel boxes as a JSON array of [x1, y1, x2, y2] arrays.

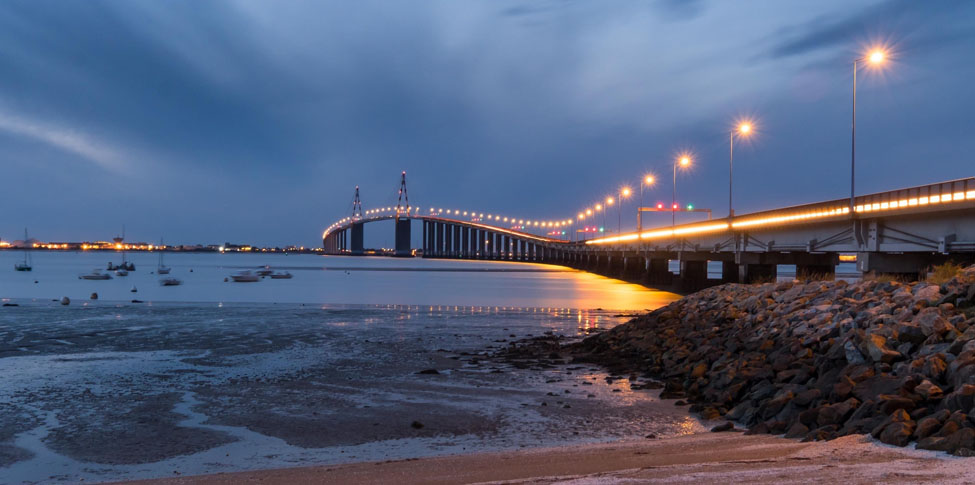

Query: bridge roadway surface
[[323, 177, 975, 291]]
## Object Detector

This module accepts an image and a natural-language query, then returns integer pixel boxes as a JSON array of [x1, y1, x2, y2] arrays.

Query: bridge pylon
[[395, 171, 410, 217], [352, 185, 362, 220], [394, 171, 411, 256]]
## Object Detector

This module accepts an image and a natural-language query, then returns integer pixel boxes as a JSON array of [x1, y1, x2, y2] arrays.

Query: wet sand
[[120, 432, 972, 484]]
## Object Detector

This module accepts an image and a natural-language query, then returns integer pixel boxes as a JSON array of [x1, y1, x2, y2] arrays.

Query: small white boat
[[256, 265, 273, 277], [80, 270, 112, 280], [160, 277, 182, 286], [269, 271, 293, 279], [115, 269, 129, 277], [230, 271, 259, 282]]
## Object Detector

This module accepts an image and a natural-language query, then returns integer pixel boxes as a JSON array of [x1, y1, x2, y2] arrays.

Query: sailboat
[[14, 228, 32, 271], [157, 238, 171, 274]]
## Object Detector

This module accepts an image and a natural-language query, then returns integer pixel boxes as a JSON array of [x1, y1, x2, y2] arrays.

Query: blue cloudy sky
[[1, 0, 973, 246]]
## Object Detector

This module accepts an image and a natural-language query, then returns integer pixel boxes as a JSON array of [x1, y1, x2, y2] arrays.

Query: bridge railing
[[585, 176, 975, 245]]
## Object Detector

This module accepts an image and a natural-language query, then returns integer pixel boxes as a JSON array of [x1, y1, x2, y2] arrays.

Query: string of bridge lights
[[324, 206, 577, 238]]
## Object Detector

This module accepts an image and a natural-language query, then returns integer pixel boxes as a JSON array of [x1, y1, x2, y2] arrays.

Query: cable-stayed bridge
[[323, 175, 975, 291]]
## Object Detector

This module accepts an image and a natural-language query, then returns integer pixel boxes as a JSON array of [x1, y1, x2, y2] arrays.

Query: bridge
[[323, 175, 975, 291]]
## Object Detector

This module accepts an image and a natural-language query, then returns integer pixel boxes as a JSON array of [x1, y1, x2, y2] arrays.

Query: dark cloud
[[0, 1, 972, 246], [767, 0, 972, 60], [652, 0, 708, 21]]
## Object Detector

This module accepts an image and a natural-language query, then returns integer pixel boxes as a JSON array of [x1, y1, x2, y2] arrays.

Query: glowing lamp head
[[679, 156, 690, 167], [621, 188, 631, 197], [586, 209, 592, 215], [645, 175, 655, 185], [595, 204, 602, 211], [738, 123, 751, 135], [868, 50, 885, 64]]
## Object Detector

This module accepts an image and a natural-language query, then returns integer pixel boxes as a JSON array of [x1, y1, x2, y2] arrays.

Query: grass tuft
[[926, 261, 964, 285]]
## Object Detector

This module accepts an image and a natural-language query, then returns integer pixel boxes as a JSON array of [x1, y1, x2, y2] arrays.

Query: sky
[[1, 0, 973, 247]]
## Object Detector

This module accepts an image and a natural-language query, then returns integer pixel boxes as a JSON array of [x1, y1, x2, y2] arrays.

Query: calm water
[[0, 252, 690, 483], [1, 251, 670, 310]]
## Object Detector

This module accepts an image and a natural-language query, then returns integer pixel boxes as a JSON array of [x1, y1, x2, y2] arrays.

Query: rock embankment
[[570, 266, 975, 455]]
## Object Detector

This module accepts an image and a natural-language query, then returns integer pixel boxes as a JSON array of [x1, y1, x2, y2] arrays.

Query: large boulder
[[917, 428, 975, 454], [914, 307, 951, 337], [895, 322, 927, 345], [943, 384, 975, 412], [879, 421, 915, 447], [860, 334, 901, 363], [914, 285, 943, 306]]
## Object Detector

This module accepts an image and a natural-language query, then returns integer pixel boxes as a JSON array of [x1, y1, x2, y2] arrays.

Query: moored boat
[[256, 265, 273, 276], [230, 270, 259, 282], [159, 277, 182, 286], [269, 271, 293, 279], [80, 270, 112, 280], [157, 240, 171, 274], [14, 228, 32, 271]]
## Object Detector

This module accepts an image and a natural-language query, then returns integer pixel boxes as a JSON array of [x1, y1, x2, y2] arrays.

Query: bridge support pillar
[[679, 260, 708, 292], [476, 230, 484, 259], [623, 255, 644, 279], [350, 222, 364, 256], [394, 217, 411, 257], [607, 253, 624, 276], [448, 225, 456, 258], [742, 263, 777, 284], [452, 225, 461, 258], [462, 227, 470, 259], [648, 258, 672, 286], [721, 261, 740, 284], [494, 233, 502, 259]]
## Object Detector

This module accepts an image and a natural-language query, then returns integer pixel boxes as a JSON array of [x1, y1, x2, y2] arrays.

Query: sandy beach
[[120, 431, 973, 485]]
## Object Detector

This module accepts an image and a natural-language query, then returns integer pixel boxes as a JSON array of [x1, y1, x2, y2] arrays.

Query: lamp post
[[617, 187, 630, 234], [673, 155, 691, 228], [851, 48, 887, 213], [595, 204, 602, 236], [640, 175, 655, 233], [729, 122, 752, 218]]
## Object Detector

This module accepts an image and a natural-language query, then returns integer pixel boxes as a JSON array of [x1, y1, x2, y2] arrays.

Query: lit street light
[[640, 174, 655, 233], [851, 47, 888, 213], [729, 121, 753, 218], [617, 187, 631, 234], [673, 155, 691, 227]]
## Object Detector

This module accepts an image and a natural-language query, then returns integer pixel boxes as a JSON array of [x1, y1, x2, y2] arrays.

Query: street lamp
[[640, 174, 655, 233], [673, 155, 691, 227], [617, 187, 631, 234], [851, 47, 887, 213], [729, 121, 753, 218]]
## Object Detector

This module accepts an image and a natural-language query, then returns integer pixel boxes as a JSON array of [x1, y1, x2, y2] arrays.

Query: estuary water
[[0, 252, 693, 483]]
